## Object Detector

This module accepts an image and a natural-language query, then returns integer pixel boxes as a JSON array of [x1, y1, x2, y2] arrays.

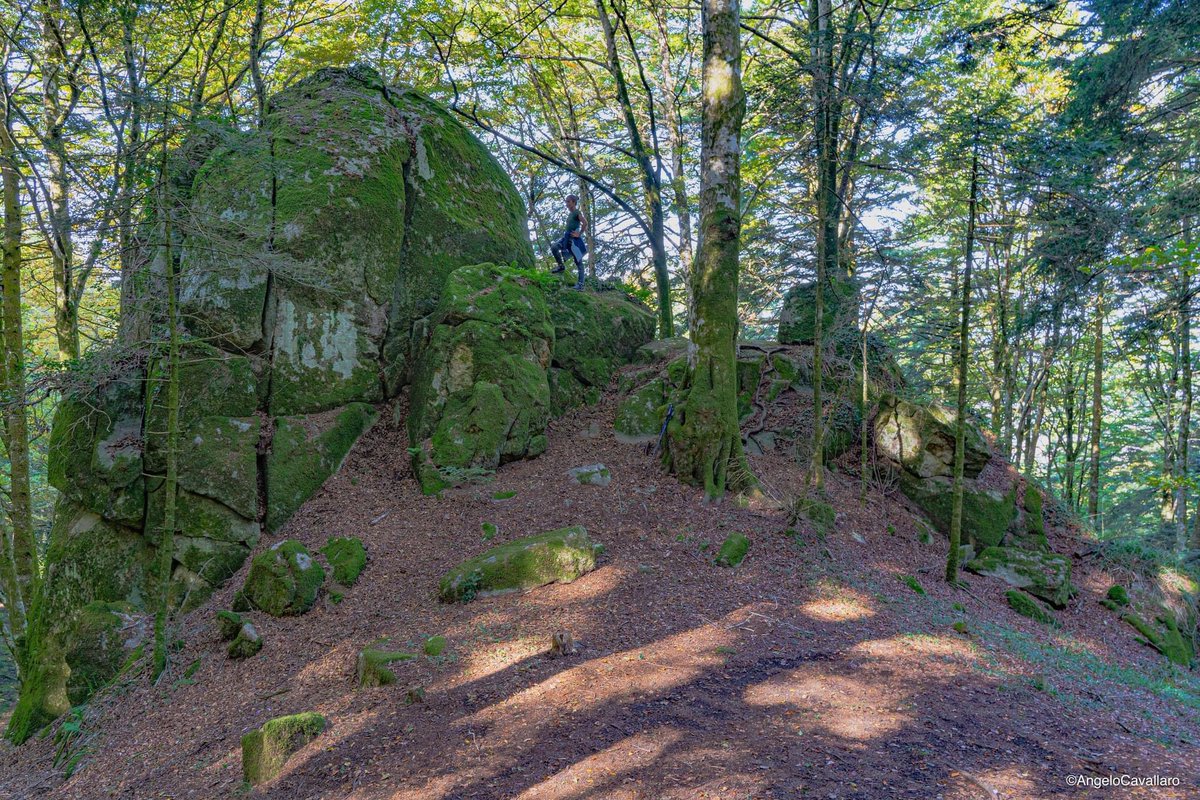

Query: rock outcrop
[[8, 66, 536, 742]]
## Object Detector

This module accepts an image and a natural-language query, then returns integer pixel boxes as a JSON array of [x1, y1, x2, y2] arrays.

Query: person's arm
[[575, 212, 588, 237]]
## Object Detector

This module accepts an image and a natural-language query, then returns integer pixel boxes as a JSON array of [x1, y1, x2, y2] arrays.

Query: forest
[[0, 0, 1197, 797]]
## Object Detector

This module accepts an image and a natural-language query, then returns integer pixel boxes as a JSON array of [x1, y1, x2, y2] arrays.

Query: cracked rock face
[[10, 67, 533, 741]]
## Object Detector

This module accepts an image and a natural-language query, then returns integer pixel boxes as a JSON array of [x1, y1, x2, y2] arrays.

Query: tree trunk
[[0, 80, 33, 636], [808, 0, 836, 489], [946, 130, 979, 584], [41, 0, 80, 360], [667, 0, 749, 499], [1087, 279, 1104, 527], [250, 0, 268, 127], [595, 0, 672, 336], [1178, 256, 1192, 553]]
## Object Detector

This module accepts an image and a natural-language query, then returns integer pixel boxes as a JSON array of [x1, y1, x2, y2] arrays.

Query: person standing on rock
[[550, 194, 588, 290]]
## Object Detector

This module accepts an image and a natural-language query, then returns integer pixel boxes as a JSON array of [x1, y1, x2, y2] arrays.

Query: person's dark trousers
[[552, 234, 586, 288]]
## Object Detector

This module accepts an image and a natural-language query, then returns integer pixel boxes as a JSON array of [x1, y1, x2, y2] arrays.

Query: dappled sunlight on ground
[[799, 595, 876, 622], [744, 669, 912, 743], [514, 728, 682, 799]]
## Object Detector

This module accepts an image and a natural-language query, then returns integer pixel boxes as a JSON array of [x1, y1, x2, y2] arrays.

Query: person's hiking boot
[[550, 265, 565, 274], [572, 281, 585, 291]]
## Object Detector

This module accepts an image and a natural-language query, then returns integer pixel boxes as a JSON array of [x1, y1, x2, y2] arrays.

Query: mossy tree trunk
[[0, 75, 33, 638], [946, 129, 979, 585], [667, 0, 750, 499], [807, 0, 838, 489]]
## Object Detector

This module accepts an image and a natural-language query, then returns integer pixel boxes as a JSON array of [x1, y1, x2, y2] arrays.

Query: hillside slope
[[2, 387, 1197, 799]]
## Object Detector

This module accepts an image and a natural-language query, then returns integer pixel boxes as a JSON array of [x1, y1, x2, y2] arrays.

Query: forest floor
[[2, 390, 1199, 799]]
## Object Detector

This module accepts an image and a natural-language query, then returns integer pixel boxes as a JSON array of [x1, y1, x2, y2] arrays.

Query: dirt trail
[[2, 394, 1197, 799]]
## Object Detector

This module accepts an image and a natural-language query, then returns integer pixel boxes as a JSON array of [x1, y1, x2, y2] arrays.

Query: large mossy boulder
[[14, 67, 535, 741], [548, 289, 656, 415], [874, 394, 991, 480], [409, 264, 554, 491], [778, 279, 858, 347], [234, 541, 326, 617], [241, 712, 327, 785], [873, 394, 1020, 550], [438, 525, 602, 602], [966, 546, 1074, 608]]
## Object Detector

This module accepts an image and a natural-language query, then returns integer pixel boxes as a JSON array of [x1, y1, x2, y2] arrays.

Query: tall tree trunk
[[0, 80, 32, 636], [1178, 256, 1192, 553], [250, 0, 267, 127], [808, 0, 836, 489], [653, 7, 693, 286], [41, 0, 79, 360], [595, 0, 672, 336], [667, 0, 749, 498], [1087, 279, 1104, 527], [946, 130, 979, 584]]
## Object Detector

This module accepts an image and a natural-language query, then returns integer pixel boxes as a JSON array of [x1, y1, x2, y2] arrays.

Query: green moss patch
[[241, 712, 326, 785], [423, 635, 448, 657], [356, 646, 417, 687], [966, 546, 1074, 608], [234, 541, 325, 617], [1006, 590, 1054, 625], [714, 533, 750, 567], [439, 525, 602, 602], [321, 537, 367, 586], [216, 610, 244, 641]]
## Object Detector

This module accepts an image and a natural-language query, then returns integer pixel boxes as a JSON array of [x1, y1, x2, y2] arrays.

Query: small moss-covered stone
[[792, 497, 835, 533], [439, 525, 602, 602], [1006, 590, 1054, 625], [321, 537, 367, 586], [967, 546, 1074, 608], [356, 646, 417, 687], [714, 533, 750, 567], [567, 464, 611, 486], [241, 712, 326, 785], [423, 635, 447, 657], [1106, 585, 1130, 607], [216, 610, 244, 641], [228, 623, 263, 660], [235, 541, 325, 617]]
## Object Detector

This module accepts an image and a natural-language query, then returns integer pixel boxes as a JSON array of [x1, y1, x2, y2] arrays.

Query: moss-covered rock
[[228, 622, 263, 660], [547, 288, 656, 413], [439, 525, 602, 602], [875, 394, 991, 480], [356, 645, 417, 687], [899, 474, 1016, 550], [23, 67, 540, 739], [241, 712, 327, 785], [63, 601, 148, 707], [1106, 585, 1130, 607], [408, 264, 554, 489], [967, 546, 1074, 608], [321, 537, 367, 586], [266, 404, 378, 532], [47, 378, 146, 525], [714, 533, 750, 567], [614, 378, 667, 443], [567, 464, 611, 486], [1006, 589, 1054, 625], [423, 635, 447, 657], [216, 610, 245, 641], [234, 541, 325, 617]]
